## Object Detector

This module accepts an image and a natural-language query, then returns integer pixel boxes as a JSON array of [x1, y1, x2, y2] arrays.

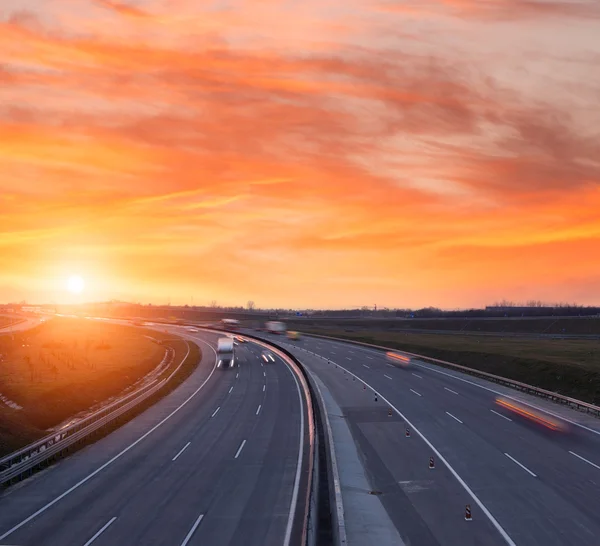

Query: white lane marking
[[211, 407, 220, 418], [83, 517, 117, 546], [327, 359, 516, 546], [444, 387, 459, 395], [256, 404, 262, 415], [412, 373, 422, 379], [412, 361, 600, 437], [366, 356, 373, 360], [490, 409, 512, 422], [446, 412, 463, 424], [217, 359, 222, 368], [180, 513, 204, 546], [0, 341, 215, 542], [280, 350, 307, 546], [263, 371, 266, 377], [505, 453, 537, 477], [236, 373, 239, 379], [363, 364, 370, 369], [384, 375, 393, 380], [235, 439, 247, 459], [346, 357, 352, 360], [569, 451, 600, 470], [229, 386, 234, 394], [172, 442, 191, 461], [263, 384, 266, 392], [410, 389, 422, 397]]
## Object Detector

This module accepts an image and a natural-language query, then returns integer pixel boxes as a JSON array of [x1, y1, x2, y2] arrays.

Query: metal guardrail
[[0, 343, 190, 487], [302, 332, 600, 418]]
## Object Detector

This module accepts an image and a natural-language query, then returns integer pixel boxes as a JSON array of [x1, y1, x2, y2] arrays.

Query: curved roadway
[[0, 328, 310, 546], [258, 331, 600, 546]]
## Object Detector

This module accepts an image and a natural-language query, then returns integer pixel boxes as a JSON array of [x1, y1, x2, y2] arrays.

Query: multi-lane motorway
[[0, 329, 310, 546], [256, 331, 600, 546]]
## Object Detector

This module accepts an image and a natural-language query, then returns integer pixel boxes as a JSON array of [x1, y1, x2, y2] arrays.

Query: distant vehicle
[[265, 321, 286, 334], [261, 351, 276, 363], [221, 318, 240, 331], [287, 331, 301, 340], [234, 335, 246, 343], [217, 337, 235, 368]]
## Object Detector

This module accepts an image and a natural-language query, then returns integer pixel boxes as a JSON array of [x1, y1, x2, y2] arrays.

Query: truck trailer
[[217, 337, 235, 368], [265, 321, 286, 334]]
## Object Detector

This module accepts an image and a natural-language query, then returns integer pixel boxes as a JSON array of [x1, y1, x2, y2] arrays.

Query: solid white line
[[211, 407, 220, 418], [83, 517, 117, 546], [412, 361, 600, 437], [172, 442, 191, 461], [490, 409, 512, 422], [412, 373, 423, 379], [235, 439, 247, 459], [384, 374, 393, 380], [363, 364, 370, 369], [228, 386, 234, 394], [410, 389, 422, 397], [444, 387, 459, 395], [569, 451, 600, 470], [505, 453, 537, 477], [263, 384, 266, 392], [446, 412, 463, 424], [0, 341, 215, 542], [326, 359, 516, 546], [256, 404, 262, 415], [180, 513, 204, 546]]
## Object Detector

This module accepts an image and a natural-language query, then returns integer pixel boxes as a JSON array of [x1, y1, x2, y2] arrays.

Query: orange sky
[[1, 0, 599, 308]]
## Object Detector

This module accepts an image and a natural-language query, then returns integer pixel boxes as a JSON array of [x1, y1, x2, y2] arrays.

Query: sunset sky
[[1, 0, 599, 308]]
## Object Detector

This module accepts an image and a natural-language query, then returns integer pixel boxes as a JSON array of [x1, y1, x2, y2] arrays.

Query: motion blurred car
[[234, 335, 247, 343], [385, 351, 411, 368], [287, 331, 301, 341], [261, 351, 276, 363]]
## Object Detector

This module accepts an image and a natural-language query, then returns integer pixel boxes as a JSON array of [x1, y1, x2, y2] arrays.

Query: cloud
[[378, 0, 600, 20], [0, 1, 599, 307]]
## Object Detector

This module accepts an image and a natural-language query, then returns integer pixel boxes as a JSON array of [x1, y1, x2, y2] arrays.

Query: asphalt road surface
[[256, 331, 600, 546], [0, 329, 309, 546]]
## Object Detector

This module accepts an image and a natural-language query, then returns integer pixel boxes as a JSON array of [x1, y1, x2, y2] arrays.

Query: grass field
[[294, 325, 600, 404], [286, 317, 600, 336], [0, 317, 173, 454]]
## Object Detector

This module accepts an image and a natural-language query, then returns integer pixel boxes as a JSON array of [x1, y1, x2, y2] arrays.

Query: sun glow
[[66, 275, 85, 294]]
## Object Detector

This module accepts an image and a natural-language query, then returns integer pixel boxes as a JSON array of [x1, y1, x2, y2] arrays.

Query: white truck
[[217, 337, 235, 368], [265, 321, 286, 335]]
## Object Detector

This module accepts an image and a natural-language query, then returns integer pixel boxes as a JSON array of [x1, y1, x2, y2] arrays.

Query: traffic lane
[[194, 349, 307, 546], [296, 335, 600, 445], [302, 352, 600, 546], [78, 339, 281, 546], [0, 335, 232, 545], [291, 349, 506, 546]]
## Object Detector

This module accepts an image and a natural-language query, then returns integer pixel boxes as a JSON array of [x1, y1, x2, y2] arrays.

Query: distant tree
[[247, 301, 255, 311], [210, 300, 218, 308]]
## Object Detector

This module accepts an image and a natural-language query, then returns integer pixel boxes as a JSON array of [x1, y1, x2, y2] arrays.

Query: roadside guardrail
[[302, 333, 600, 418], [0, 343, 190, 487]]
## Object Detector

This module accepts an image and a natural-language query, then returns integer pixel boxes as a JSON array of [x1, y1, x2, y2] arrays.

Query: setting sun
[[66, 275, 85, 295]]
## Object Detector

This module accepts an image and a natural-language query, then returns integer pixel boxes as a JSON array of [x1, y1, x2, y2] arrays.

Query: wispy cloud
[[0, 0, 599, 307]]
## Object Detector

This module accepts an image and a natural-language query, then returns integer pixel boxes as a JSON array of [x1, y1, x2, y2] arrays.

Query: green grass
[[0, 318, 200, 457], [297, 326, 600, 404]]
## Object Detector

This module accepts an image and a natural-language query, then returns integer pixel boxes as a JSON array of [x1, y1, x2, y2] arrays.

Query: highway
[[0, 329, 310, 546], [256, 331, 600, 546]]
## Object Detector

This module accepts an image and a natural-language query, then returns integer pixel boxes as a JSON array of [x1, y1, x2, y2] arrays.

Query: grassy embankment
[[288, 318, 600, 404], [0, 317, 200, 456]]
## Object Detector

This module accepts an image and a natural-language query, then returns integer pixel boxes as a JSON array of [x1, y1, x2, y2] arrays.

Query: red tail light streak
[[495, 397, 569, 432]]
